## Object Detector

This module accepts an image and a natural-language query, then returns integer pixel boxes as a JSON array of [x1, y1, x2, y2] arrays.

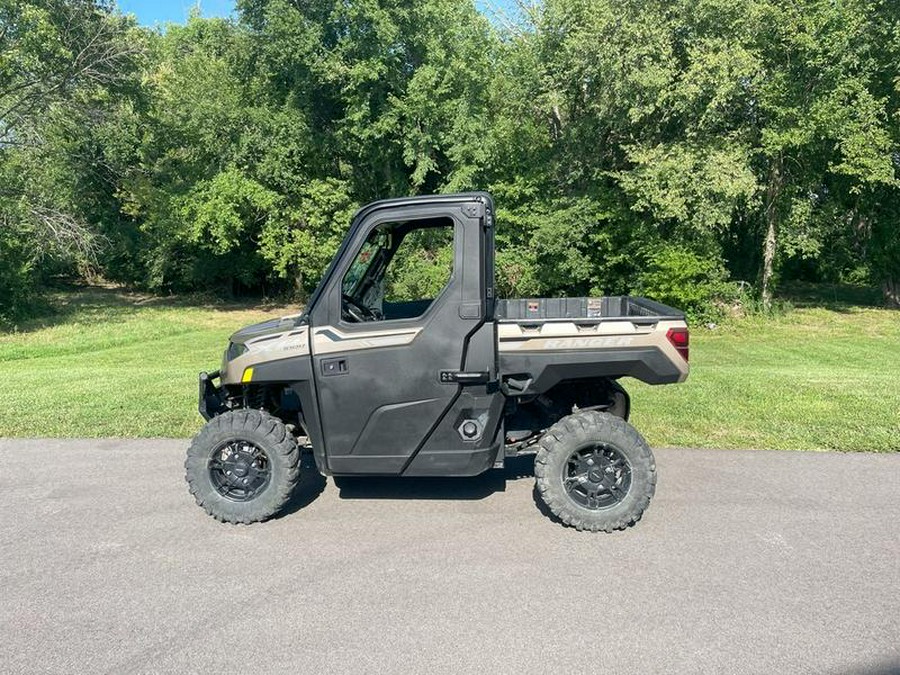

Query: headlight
[[226, 341, 248, 361]]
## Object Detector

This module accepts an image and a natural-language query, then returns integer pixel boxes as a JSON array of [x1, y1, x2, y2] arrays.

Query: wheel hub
[[208, 440, 271, 502], [562, 443, 632, 511]]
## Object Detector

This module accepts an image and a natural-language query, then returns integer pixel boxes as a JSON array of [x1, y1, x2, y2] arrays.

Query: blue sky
[[116, 0, 518, 26], [116, 0, 234, 25]]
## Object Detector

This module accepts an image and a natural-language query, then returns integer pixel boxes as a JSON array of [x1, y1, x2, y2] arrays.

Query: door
[[309, 198, 500, 475]]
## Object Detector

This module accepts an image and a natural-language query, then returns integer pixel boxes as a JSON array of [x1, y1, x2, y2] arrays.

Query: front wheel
[[534, 411, 656, 532], [185, 409, 300, 524]]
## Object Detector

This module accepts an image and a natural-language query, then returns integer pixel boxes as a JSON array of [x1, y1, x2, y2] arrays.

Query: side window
[[341, 217, 455, 323], [384, 225, 454, 304]]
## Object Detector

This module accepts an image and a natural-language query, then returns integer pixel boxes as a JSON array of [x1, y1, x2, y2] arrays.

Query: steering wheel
[[342, 294, 379, 322]]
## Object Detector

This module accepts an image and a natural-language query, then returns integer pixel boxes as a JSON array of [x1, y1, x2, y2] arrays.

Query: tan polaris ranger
[[187, 192, 689, 531]]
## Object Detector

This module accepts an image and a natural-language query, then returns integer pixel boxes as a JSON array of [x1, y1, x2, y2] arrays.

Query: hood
[[230, 314, 304, 345]]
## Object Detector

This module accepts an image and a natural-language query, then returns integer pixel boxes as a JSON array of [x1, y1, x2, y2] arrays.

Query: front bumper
[[198, 370, 226, 421]]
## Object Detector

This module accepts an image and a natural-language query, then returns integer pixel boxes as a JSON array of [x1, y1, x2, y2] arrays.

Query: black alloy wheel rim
[[562, 443, 632, 510], [208, 440, 271, 502]]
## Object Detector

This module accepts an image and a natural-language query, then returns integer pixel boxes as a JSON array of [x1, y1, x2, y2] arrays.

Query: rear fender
[[606, 379, 630, 420]]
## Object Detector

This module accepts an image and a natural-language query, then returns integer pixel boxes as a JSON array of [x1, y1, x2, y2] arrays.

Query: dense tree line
[[1, 0, 898, 325]]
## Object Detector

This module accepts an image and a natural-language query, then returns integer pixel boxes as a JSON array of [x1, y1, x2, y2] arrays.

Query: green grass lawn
[[629, 304, 900, 451], [2, 287, 898, 450]]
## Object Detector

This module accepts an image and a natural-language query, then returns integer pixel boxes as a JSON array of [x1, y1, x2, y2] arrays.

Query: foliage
[[384, 226, 455, 301], [484, 0, 899, 310], [637, 246, 731, 322], [0, 0, 139, 319], [0, 226, 36, 325], [1, 0, 899, 317]]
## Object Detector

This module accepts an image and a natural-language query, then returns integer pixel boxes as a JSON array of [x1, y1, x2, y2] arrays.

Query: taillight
[[666, 327, 689, 362]]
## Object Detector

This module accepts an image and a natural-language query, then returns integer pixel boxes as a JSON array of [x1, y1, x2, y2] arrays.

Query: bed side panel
[[497, 319, 689, 392]]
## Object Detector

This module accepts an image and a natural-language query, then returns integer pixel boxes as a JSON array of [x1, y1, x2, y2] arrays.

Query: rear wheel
[[534, 411, 656, 532], [185, 409, 299, 524]]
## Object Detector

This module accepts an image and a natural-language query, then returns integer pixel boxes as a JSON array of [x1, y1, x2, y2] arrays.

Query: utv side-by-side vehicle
[[186, 192, 689, 532]]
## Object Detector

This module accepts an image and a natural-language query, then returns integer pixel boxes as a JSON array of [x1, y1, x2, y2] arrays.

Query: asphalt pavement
[[0, 439, 898, 674]]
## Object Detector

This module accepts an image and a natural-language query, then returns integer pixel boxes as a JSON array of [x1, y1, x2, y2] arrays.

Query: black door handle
[[439, 371, 490, 385], [321, 358, 349, 376]]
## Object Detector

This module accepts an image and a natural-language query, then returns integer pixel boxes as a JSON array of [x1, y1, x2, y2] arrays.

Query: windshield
[[341, 228, 388, 297]]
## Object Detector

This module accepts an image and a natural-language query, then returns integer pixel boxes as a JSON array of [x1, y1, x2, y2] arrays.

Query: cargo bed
[[495, 296, 684, 323]]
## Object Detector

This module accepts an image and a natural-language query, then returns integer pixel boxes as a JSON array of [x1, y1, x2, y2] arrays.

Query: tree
[[486, 0, 898, 309], [103, 0, 497, 296], [0, 0, 139, 321], [2, 0, 898, 317]]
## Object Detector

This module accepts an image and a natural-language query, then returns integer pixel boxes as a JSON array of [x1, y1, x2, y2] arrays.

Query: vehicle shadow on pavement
[[276, 454, 328, 518], [330, 454, 536, 501], [841, 660, 900, 675]]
